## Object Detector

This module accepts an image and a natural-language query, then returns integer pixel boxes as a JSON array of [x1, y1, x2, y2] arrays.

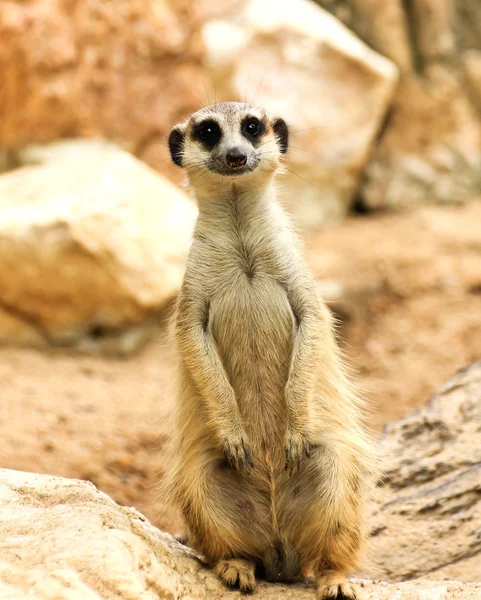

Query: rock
[[1, 469, 481, 599], [454, 1, 481, 54], [370, 362, 481, 582], [0, 147, 18, 174], [201, 0, 398, 228], [314, 0, 412, 72], [361, 67, 481, 209], [413, 0, 456, 62], [0, 0, 205, 178], [0, 140, 197, 354], [316, 0, 481, 210], [0, 469, 206, 599], [464, 50, 481, 111]]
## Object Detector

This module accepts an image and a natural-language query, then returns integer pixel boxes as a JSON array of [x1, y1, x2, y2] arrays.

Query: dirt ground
[[1, 199, 480, 532]]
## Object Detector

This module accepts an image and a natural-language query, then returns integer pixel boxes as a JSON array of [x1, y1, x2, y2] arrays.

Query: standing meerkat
[[166, 102, 376, 600]]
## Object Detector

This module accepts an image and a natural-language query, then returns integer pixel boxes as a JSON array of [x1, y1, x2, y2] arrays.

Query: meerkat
[[165, 102, 376, 600]]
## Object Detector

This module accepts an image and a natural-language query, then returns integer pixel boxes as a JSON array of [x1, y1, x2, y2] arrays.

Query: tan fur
[[165, 102, 376, 599]]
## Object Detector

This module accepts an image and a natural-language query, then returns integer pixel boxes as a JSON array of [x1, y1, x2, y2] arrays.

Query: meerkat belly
[[210, 275, 295, 444]]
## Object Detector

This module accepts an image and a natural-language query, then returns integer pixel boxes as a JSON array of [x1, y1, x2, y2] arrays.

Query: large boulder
[[1, 468, 480, 599], [0, 140, 197, 354], [316, 0, 481, 209], [370, 361, 481, 582], [362, 66, 481, 209], [201, 0, 398, 228], [0, 0, 205, 177]]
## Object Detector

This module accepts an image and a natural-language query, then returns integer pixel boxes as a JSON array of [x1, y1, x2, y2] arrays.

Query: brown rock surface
[[0, 140, 197, 353], [1, 468, 481, 599], [305, 200, 481, 429], [369, 361, 481, 582], [202, 0, 398, 228], [0, 0, 204, 177]]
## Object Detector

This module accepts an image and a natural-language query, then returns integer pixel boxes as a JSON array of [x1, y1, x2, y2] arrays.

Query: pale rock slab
[[314, 0, 412, 72], [316, 0, 481, 210], [370, 362, 481, 582], [0, 141, 197, 354], [0, 469, 480, 599]]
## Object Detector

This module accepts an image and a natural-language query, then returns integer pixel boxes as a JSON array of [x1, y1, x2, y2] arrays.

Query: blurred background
[[0, 0, 480, 535]]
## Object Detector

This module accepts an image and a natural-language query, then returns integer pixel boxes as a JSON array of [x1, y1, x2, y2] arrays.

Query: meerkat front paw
[[222, 428, 254, 471], [284, 428, 311, 474]]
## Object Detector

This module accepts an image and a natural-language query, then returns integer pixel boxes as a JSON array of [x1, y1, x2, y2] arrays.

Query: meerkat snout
[[226, 148, 247, 169], [168, 102, 289, 183]]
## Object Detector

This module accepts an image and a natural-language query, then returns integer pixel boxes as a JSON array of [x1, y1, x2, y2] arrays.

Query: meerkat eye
[[194, 120, 221, 148], [242, 118, 263, 139]]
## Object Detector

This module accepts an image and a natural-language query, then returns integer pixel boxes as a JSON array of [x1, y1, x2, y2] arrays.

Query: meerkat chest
[[189, 212, 300, 348], [210, 275, 294, 349], [203, 225, 292, 283], [210, 238, 296, 356]]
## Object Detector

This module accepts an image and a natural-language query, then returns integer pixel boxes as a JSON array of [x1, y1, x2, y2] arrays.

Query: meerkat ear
[[272, 118, 289, 154], [169, 126, 185, 167]]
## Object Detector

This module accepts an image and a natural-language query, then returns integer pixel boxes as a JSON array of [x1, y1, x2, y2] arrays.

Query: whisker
[[289, 126, 329, 134], [282, 165, 324, 193], [257, 138, 328, 161], [251, 72, 265, 106], [188, 170, 209, 187], [287, 146, 326, 159], [187, 87, 206, 110], [257, 137, 278, 150], [202, 78, 212, 105], [244, 69, 252, 104], [234, 80, 243, 103]]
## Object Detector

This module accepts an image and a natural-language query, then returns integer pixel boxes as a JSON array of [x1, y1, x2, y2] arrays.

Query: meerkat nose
[[226, 149, 247, 169]]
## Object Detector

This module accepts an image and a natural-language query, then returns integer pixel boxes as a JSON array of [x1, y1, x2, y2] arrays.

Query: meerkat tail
[[262, 451, 300, 583], [263, 539, 300, 583]]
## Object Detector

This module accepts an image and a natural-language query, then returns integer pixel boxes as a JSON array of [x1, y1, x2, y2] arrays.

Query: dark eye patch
[[192, 119, 222, 149], [241, 117, 265, 144]]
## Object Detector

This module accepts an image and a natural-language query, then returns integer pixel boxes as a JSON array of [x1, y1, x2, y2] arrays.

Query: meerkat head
[[168, 102, 288, 189]]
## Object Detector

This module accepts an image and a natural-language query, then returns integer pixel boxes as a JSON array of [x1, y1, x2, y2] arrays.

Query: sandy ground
[[1, 200, 480, 531]]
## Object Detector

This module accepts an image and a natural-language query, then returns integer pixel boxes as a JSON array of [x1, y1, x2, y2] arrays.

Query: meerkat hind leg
[[316, 571, 360, 600], [314, 520, 363, 600], [214, 558, 256, 594]]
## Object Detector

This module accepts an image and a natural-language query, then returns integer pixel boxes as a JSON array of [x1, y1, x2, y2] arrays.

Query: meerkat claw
[[223, 436, 254, 472], [244, 446, 255, 468], [285, 431, 311, 473], [224, 446, 234, 468]]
